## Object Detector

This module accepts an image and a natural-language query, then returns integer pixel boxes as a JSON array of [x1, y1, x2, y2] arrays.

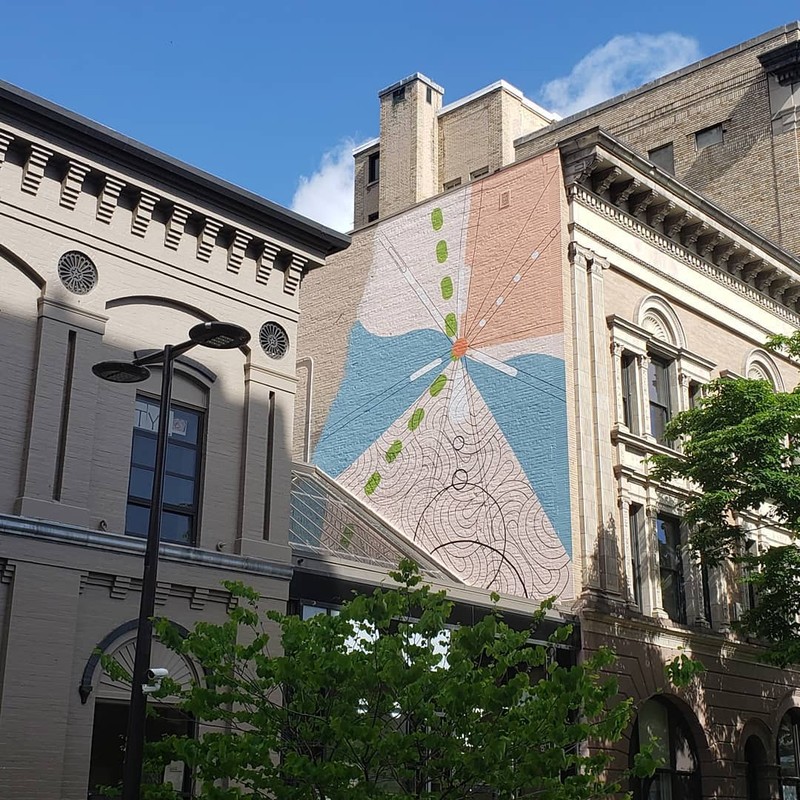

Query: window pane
[[131, 434, 156, 468], [639, 701, 670, 766], [661, 570, 685, 624], [135, 398, 161, 432], [169, 408, 199, 443], [657, 517, 686, 623], [622, 354, 637, 432], [779, 718, 798, 776], [166, 444, 197, 477], [125, 503, 150, 537], [695, 124, 723, 149], [648, 142, 675, 175], [129, 467, 154, 500], [164, 475, 195, 508], [161, 512, 193, 545], [650, 405, 669, 443], [649, 360, 671, 406], [629, 504, 643, 607]]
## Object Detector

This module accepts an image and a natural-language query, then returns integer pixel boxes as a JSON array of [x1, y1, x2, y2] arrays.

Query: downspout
[[296, 356, 314, 462]]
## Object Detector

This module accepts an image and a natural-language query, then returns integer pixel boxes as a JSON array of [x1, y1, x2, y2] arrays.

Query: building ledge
[[758, 40, 800, 85]]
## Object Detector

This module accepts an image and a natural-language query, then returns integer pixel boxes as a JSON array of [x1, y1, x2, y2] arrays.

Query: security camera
[[146, 667, 169, 681]]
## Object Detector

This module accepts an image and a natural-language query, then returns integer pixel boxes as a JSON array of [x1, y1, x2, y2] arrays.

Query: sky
[[1, 2, 798, 233]]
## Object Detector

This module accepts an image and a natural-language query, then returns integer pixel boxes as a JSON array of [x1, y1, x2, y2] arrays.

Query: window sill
[[366, 179, 379, 189], [612, 425, 681, 457]]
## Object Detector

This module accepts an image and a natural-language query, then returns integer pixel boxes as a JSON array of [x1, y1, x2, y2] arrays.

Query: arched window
[[778, 710, 800, 798], [631, 698, 701, 799]]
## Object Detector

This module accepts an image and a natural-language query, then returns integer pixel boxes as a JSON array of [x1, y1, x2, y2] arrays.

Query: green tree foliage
[[651, 331, 800, 665], [142, 561, 640, 799]]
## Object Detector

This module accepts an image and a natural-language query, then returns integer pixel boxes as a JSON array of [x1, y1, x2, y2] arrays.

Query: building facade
[[0, 81, 349, 799], [297, 23, 800, 800]]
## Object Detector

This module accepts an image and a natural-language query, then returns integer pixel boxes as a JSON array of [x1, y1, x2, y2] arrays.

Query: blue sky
[[1, 2, 797, 231]]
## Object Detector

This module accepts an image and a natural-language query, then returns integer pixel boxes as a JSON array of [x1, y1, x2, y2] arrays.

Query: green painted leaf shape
[[436, 240, 448, 263], [364, 472, 382, 495], [431, 207, 443, 231], [444, 313, 458, 338], [440, 276, 453, 300], [385, 440, 403, 463], [429, 374, 447, 397], [408, 408, 425, 431]]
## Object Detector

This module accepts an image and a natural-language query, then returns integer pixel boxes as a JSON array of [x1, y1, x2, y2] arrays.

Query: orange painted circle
[[451, 338, 469, 358]]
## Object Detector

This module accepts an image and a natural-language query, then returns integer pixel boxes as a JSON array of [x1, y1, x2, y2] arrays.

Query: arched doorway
[[745, 734, 769, 800], [630, 697, 701, 799]]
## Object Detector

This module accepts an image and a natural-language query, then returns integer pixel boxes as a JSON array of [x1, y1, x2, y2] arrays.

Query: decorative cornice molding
[[257, 242, 281, 285], [227, 230, 251, 273], [21, 143, 52, 195], [131, 190, 159, 237], [164, 204, 191, 250], [197, 218, 223, 262], [0, 130, 13, 168], [284, 253, 307, 295], [97, 175, 125, 223], [59, 160, 91, 210]]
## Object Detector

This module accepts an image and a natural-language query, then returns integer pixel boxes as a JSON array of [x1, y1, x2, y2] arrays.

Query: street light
[[93, 321, 250, 800]]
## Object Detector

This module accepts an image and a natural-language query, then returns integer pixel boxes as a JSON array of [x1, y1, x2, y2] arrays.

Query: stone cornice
[[560, 128, 800, 316], [0, 123, 329, 297]]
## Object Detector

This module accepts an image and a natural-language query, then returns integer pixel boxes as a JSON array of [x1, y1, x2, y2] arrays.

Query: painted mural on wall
[[314, 151, 572, 599]]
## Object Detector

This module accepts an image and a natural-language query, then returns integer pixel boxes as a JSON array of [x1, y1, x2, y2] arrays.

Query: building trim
[[352, 137, 380, 157], [0, 513, 293, 579], [377, 72, 444, 98], [439, 79, 559, 122]]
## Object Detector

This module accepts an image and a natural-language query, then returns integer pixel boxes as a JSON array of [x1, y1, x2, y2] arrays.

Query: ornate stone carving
[[665, 211, 690, 239], [21, 143, 53, 195], [227, 230, 251, 273], [257, 242, 281, 285], [59, 160, 91, 210], [197, 218, 223, 262], [629, 189, 654, 216], [611, 178, 639, 205], [165, 205, 191, 250], [592, 166, 622, 196], [97, 175, 125, 223], [681, 222, 708, 249], [284, 253, 307, 295], [131, 190, 159, 237], [647, 201, 674, 229]]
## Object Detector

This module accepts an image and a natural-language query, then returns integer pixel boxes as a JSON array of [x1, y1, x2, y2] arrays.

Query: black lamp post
[[93, 321, 250, 800]]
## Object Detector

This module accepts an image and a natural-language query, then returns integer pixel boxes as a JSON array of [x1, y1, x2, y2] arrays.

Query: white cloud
[[540, 33, 701, 118], [291, 139, 360, 233]]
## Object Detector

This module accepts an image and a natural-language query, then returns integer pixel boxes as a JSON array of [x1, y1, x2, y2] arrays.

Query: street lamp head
[[188, 321, 250, 350], [92, 361, 151, 383]]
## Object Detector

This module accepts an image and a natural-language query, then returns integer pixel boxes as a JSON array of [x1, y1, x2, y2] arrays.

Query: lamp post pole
[[120, 345, 173, 800], [93, 321, 250, 800]]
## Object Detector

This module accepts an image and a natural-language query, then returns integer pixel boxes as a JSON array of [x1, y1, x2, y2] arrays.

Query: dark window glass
[[621, 352, 638, 432], [745, 538, 759, 611], [778, 712, 800, 800], [628, 503, 643, 608], [426, 85, 432, 104], [688, 380, 703, 409], [695, 123, 723, 150], [648, 142, 675, 174], [367, 212, 379, 223], [392, 86, 405, 104], [368, 152, 380, 183], [648, 357, 672, 443], [631, 699, 701, 800], [125, 396, 203, 546], [657, 514, 686, 624], [701, 560, 713, 625]]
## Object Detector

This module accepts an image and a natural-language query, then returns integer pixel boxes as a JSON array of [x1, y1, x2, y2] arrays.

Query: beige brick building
[[298, 21, 800, 800], [0, 80, 350, 798]]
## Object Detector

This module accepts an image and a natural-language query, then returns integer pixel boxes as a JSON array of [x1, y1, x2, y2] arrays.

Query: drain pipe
[[296, 356, 314, 462]]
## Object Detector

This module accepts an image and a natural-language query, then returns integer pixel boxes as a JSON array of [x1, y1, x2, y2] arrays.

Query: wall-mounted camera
[[142, 666, 169, 694]]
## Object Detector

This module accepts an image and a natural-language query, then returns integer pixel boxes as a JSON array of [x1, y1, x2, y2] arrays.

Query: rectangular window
[[443, 177, 462, 191], [368, 152, 380, 184], [695, 123, 723, 150], [621, 352, 638, 432], [392, 86, 406, 105], [745, 538, 759, 611], [125, 395, 203, 546], [688, 380, 704, 409], [701, 559, 713, 625], [648, 357, 672, 443], [469, 166, 489, 180], [628, 503, 644, 608], [426, 85, 432, 104], [656, 514, 686, 624], [367, 212, 379, 223], [648, 142, 675, 174]]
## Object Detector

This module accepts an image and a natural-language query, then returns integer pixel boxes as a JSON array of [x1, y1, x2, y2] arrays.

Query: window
[[443, 177, 462, 191], [621, 352, 638, 432], [628, 503, 644, 608], [688, 379, 704, 409], [695, 123, 724, 150], [648, 357, 672, 443], [367, 212, 379, 223], [469, 166, 489, 180], [368, 152, 380, 184], [631, 698, 700, 800], [700, 559, 713, 626], [657, 514, 686, 624], [426, 85, 432, 104], [778, 711, 800, 799], [125, 395, 203, 546], [392, 86, 405, 105], [744, 537, 759, 612], [648, 142, 675, 174]]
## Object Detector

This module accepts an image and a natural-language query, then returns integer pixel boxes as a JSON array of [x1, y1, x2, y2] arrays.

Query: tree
[[136, 561, 653, 799], [651, 331, 800, 665]]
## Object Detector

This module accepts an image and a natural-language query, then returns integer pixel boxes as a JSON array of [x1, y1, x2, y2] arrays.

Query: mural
[[314, 152, 573, 599]]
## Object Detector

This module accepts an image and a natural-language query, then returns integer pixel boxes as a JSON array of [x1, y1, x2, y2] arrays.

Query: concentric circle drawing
[[57, 251, 98, 295], [313, 151, 573, 600], [259, 321, 289, 359]]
